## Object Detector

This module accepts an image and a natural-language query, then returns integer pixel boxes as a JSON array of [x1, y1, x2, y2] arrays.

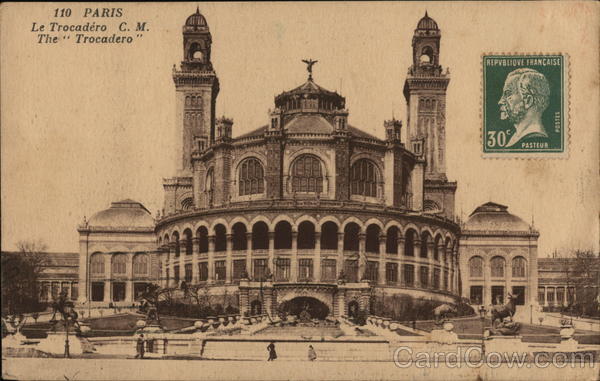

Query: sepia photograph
[[1, 2, 598, 380]]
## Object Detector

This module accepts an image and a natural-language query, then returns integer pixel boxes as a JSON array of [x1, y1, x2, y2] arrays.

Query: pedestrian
[[135, 334, 145, 359], [307, 345, 317, 361], [267, 341, 277, 361]]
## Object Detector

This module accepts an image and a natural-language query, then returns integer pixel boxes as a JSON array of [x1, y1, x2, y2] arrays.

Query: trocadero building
[[73, 9, 539, 317]]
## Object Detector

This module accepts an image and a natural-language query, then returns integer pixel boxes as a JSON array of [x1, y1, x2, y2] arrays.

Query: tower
[[403, 12, 456, 218], [172, 7, 219, 175]]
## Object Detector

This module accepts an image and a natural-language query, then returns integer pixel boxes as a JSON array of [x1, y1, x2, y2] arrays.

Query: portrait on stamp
[[483, 54, 567, 156]]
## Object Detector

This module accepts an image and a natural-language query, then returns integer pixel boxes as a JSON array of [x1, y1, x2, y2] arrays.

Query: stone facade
[[149, 11, 463, 318], [459, 202, 539, 309], [68, 10, 542, 320]]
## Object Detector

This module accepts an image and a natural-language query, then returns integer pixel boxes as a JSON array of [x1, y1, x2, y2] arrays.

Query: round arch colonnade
[[155, 207, 460, 317]]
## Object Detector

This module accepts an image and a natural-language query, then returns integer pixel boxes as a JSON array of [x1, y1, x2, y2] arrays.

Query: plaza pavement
[[2, 357, 598, 381]]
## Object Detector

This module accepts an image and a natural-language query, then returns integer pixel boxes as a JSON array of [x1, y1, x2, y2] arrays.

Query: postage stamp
[[482, 54, 569, 158]]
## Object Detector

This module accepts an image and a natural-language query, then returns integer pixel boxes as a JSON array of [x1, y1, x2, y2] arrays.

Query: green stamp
[[483, 54, 568, 157]]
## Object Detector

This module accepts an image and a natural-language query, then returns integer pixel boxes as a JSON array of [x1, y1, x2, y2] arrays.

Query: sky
[[1, 2, 598, 256]]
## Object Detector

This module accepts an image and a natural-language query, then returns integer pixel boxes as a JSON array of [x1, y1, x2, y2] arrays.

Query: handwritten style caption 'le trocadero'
[[31, 7, 149, 44]]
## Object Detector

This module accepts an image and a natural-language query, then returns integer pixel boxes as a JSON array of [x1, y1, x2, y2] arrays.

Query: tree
[[558, 249, 600, 317], [1, 240, 49, 315]]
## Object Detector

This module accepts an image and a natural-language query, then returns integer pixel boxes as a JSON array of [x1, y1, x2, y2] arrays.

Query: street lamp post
[[63, 301, 74, 358], [478, 305, 487, 357]]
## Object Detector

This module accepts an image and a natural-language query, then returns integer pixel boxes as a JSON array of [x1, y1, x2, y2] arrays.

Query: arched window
[[365, 224, 380, 253], [181, 198, 193, 210], [321, 222, 338, 250], [274, 221, 292, 250], [424, 200, 440, 212], [214, 224, 227, 252], [206, 168, 214, 202], [433, 235, 442, 261], [404, 229, 417, 256], [239, 158, 264, 196], [291, 155, 323, 193], [197, 226, 208, 254], [172, 231, 180, 257], [343, 223, 360, 251], [512, 256, 526, 278], [469, 257, 483, 277], [90, 254, 105, 275], [350, 159, 378, 197], [183, 229, 193, 255], [420, 232, 430, 258], [112, 254, 127, 276], [133, 254, 149, 277], [491, 256, 505, 278], [297, 221, 316, 249], [252, 222, 269, 250], [232, 223, 247, 251], [421, 46, 434, 63], [386, 226, 399, 254]]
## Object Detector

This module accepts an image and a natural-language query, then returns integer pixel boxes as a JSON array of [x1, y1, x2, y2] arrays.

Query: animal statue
[[138, 283, 165, 325], [50, 290, 79, 323], [49, 290, 80, 330], [490, 293, 519, 327], [433, 304, 457, 323]]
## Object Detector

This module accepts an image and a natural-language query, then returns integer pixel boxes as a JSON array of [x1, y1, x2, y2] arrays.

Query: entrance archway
[[250, 300, 262, 315], [279, 297, 330, 320], [348, 300, 360, 318]]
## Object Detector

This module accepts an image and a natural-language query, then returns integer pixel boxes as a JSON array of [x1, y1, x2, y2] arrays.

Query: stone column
[[314, 232, 322, 281], [378, 235, 386, 285], [397, 237, 405, 285], [454, 247, 460, 294], [445, 246, 452, 292], [358, 233, 366, 281], [179, 242, 186, 284], [291, 231, 298, 282], [246, 232, 253, 278], [46, 282, 52, 301], [78, 232, 89, 304], [192, 238, 199, 284], [337, 232, 344, 279], [169, 242, 177, 287], [268, 231, 275, 275], [506, 255, 513, 298], [337, 290, 346, 317], [413, 240, 421, 287], [104, 266, 111, 303], [263, 287, 274, 316], [226, 234, 233, 283], [239, 286, 249, 316], [126, 255, 134, 302], [484, 256, 491, 305], [427, 241, 435, 289], [208, 235, 215, 284], [163, 247, 170, 288]]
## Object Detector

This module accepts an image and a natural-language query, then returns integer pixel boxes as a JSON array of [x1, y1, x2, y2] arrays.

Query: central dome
[[275, 78, 345, 113]]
